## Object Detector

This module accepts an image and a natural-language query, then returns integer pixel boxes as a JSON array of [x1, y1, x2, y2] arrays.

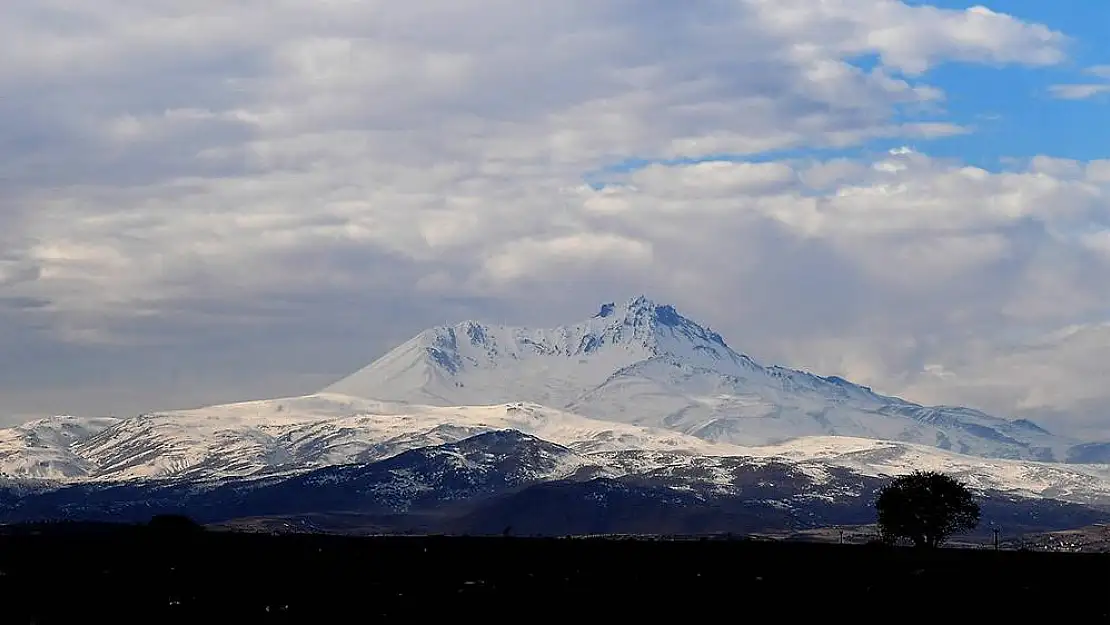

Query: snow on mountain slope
[[0, 416, 121, 479], [566, 355, 1066, 460], [9, 431, 1108, 536], [323, 297, 755, 408], [322, 295, 1093, 462], [0, 394, 748, 482], [532, 435, 1110, 507], [242, 430, 600, 515], [727, 436, 1110, 506], [4, 293, 1108, 514], [3, 397, 1110, 508]]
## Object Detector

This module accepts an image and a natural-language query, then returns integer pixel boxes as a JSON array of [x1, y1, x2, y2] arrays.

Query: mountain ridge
[[323, 295, 1095, 462], [4, 429, 1109, 538], [3, 393, 1110, 509], [2, 294, 1109, 533]]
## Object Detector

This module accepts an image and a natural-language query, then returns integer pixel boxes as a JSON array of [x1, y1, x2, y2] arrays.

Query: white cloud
[[1049, 64, 1110, 100], [1080, 230, 1110, 258], [2, 1, 1064, 317], [1049, 84, 1110, 100], [903, 323, 1110, 439], [751, 1, 1064, 76], [4, 1, 1109, 436], [480, 233, 654, 286]]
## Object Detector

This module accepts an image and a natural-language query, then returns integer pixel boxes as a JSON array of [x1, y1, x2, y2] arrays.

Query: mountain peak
[[595, 295, 656, 319], [321, 295, 742, 406], [314, 296, 1090, 463], [594, 295, 728, 349]]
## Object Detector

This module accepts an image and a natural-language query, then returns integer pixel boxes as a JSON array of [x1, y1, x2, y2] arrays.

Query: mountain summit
[[322, 296, 1095, 462], [323, 296, 753, 407], [590, 295, 731, 352]]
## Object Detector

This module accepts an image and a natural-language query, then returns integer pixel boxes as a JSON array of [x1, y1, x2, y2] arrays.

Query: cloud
[[749, 2, 1065, 76], [481, 234, 653, 286], [1049, 84, 1110, 100], [5, 1, 1108, 435], [2, 2, 1063, 317], [1049, 65, 1110, 100], [902, 323, 1110, 439]]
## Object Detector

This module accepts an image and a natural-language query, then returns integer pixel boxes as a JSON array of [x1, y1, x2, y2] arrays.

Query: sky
[[2, 1, 1110, 438]]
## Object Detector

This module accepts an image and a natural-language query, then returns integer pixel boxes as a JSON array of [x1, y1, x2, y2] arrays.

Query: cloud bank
[[2, 1, 1108, 436]]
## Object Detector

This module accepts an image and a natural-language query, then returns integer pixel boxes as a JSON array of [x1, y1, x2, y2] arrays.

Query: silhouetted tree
[[875, 471, 980, 548], [147, 514, 204, 533]]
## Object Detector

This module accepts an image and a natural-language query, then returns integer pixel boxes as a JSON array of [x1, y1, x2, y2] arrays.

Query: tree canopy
[[875, 470, 980, 548], [147, 513, 204, 533]]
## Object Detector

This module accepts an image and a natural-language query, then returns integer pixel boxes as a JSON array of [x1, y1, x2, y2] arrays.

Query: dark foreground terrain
[[0, 522, 1107, 622]]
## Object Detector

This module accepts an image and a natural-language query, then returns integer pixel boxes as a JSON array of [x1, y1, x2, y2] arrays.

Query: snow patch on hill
[[0, 394, 747, 482], [2, 394, 1109, 507]]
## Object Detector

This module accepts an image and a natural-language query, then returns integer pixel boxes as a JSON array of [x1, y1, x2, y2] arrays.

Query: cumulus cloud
[[4, 0, 1109, 436]]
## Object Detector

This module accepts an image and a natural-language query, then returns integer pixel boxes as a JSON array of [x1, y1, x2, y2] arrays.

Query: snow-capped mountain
[[3, 294, 1110, 534], [324, 296, 1096, 463], [4, 430, 1108, 538], [0, 416, 122, 479], [3, 393, 1110, 509], [0, 395, 748, 482], [324, 296, 746, 408]]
